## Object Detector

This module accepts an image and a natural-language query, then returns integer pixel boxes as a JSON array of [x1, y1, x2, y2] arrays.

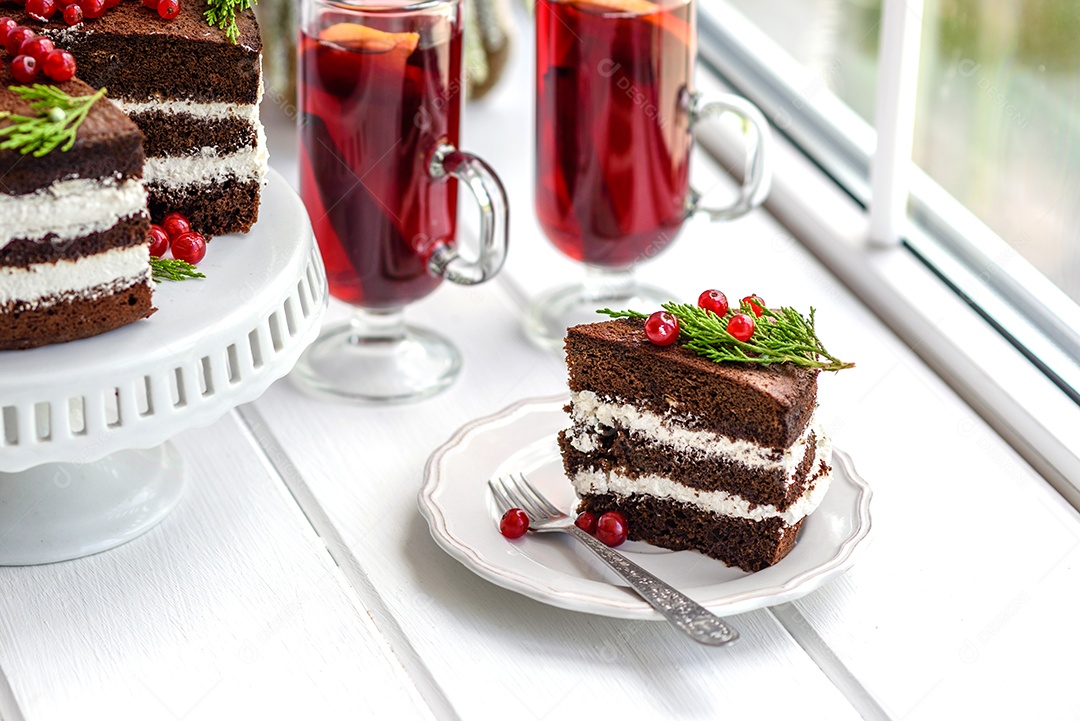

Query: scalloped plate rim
[[418, 395, 872, 619]]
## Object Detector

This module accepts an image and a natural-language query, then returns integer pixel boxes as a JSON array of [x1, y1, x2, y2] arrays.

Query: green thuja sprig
[[0, 85, 107, 157], [599, 300, 854, 372], [150, 257, 206, 283], [205, 0, 256, 44]]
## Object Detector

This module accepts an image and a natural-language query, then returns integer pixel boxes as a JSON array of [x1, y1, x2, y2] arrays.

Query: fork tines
[[488, 472, 565, 520]]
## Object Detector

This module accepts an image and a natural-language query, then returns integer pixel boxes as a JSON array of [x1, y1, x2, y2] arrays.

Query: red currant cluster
[[149, 212, 207, 265], [498, 508, 630, 547], [643, 290, 767, 346], [574, 510, 628, 547], [141, 0, 179, 22], [5, 0, 179, 30], [0, 19, 77, 82]]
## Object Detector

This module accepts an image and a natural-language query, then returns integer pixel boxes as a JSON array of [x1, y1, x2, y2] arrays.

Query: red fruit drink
[[299, 9, 462, 308], [535, 0, 694, 268]]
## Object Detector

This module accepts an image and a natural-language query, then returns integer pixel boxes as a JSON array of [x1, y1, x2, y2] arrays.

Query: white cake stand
[[0, 169, 327, 565]]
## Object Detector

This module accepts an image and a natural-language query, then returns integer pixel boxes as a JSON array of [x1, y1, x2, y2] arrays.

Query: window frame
[[694, 0, 1080, 503]]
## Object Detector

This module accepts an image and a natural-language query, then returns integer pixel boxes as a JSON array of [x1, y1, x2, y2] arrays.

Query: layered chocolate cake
[[0, 71, 153, 350], [559, 317, 834, 572], [16, 1, 268, 236]]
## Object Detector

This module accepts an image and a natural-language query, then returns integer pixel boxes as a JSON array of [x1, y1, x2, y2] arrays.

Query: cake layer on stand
[[0, 277, 154, 350], [15, 2, 268, 237], [0, 68, 152, 350]]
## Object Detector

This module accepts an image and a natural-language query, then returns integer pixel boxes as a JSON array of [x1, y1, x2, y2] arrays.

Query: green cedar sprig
[[150, 257, 206, 283], [205, 0, 255, 44], [0, 85, 107, 157], [599, 299, 854, 372]]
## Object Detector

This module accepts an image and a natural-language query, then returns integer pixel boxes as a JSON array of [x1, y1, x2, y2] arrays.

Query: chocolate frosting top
[[564, 318, 820, 448], [6, 1, 261, 53], [7, 2, 262, 103]]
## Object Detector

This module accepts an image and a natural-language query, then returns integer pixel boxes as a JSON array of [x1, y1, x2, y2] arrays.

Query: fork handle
[[562, 525, 739, 646]]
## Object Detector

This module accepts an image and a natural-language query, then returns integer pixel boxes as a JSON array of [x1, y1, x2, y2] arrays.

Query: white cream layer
[[113, 97, 262, 124], [567, 390, 817, 476], [142, 121, 269, 188], [0, 245, 150, 308], [0, 177, 148, 249], [571, 431, 833, 526]]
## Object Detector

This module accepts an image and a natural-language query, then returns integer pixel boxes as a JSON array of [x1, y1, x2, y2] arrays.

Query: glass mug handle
[[426, 142, 510, 286], [686, 92, 772, 221]]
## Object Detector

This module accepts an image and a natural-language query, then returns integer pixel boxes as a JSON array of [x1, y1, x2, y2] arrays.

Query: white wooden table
[[3, 25, 1079, 721]]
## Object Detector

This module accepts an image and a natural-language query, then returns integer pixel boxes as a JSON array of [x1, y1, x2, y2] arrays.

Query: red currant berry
[[574, 511, 598, 535], [62, 3, 82, 23], [0, 18, 17, 42], [161, 212, 192, 239], [697, 289, 729, 317], [157, 0, 178, 18], [25, 0, 57, 20], [141, 0, 157, 8], [42, 49, 76, 81], [103, 0, 121, 7], [742, 295, 765, 317], [171, 231, 207, 264], [147, 224, 170, 257], [499, 508, 529, 539], [10, 55, 38, 83], [727, 312, 755, 342], [596, 511, 628, 547], [5, 26, 34, 57], [644, 310, 679, 346], [19, 36, 54, 64], [57, 0, 79, 7], [78, 0, 105, 18]]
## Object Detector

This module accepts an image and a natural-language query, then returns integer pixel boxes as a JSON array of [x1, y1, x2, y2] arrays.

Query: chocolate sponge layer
[[576, 492, 803, 573], [0, 214, 150, 269], [146, 178, 261, 237], [0, 279, 154, 350], [130, 110, 258, 158]]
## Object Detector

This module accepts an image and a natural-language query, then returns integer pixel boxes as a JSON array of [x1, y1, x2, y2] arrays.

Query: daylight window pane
[[724, 0, 882, 123], [915, 0, 1080, 304]]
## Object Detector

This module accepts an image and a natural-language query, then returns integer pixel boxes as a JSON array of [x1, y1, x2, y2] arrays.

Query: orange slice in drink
[[569, 0, 662, 13], [319, 22, 421, 54], [557, 0, 692, 46]]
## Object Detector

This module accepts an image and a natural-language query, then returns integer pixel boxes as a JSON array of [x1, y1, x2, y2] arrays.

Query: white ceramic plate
[[419, 395, 873, 619]]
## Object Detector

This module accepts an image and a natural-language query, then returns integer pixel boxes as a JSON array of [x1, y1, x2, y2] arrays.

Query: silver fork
[[488, 473, 739, 646]]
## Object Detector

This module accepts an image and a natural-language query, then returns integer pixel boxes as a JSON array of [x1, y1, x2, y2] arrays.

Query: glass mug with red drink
[[295, 0, 508, 402], [526, 0, 771, 350]]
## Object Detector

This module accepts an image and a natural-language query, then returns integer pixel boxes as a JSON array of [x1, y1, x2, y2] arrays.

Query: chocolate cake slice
[[0, 70, 153, 350], [559, 318, 832, 572], [17, 1, 268, 236]]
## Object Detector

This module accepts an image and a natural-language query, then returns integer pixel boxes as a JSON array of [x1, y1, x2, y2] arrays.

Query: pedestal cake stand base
[[0, 443, 183, 565], [0, 169, 328, 565]]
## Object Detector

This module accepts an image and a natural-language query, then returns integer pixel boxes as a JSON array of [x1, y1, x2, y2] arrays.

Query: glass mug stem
[[685, 91, 773, 221], [427, 142, 510, 286]]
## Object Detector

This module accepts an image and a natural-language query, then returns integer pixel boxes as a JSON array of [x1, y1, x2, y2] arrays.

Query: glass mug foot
[[293, 308, 462, 404], [523, 268, 671, 353]]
